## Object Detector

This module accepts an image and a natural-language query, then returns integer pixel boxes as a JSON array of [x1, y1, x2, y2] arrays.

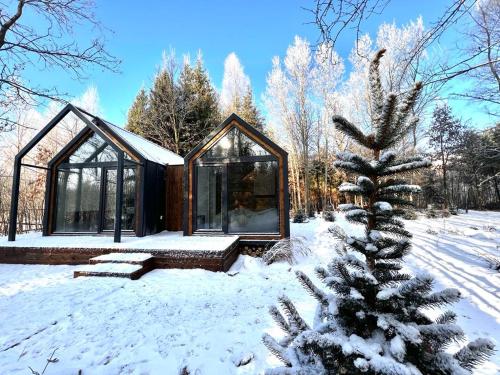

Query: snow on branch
[[373, 201, 393, 212], [454, 338, 496, 371], [339, 182, 364, 194], [379, 185, 422, 194], [382, 159, 431, 175]]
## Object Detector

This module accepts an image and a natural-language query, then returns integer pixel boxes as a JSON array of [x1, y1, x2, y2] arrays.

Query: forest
[[0, 0, 498, 234]]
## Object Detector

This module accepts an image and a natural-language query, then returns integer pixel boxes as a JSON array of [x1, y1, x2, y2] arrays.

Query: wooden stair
[[74, 253, 154, 280]]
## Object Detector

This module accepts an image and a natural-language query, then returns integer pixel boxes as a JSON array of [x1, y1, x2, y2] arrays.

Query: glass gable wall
[[54, 132, 136, 233], [195, 127, 279, 234]]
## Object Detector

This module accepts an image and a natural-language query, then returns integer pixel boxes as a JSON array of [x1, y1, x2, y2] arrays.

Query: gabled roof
[[184, 113, 288, 161], [99, 119, 183, 165], [74, 106, 183, 166]]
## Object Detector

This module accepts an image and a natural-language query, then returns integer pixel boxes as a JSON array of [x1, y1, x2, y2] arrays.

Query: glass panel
[[202, 127, 270, 158], [228, 161, 279, 233], [103, 168, 136, 231], [196, 166, 222, 230], [68, 132, 117, 163], [55, 168, 101, 232]]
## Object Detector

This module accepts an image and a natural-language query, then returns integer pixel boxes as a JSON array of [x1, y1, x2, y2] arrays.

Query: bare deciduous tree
[[0, 0, 119, 131], [308, 0, 499, 93], [454, 0, 500, 117]]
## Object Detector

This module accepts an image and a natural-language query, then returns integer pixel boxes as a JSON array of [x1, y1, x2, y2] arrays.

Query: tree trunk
[[303, 147, 310, 215], [324, 137, 328, 210], [465, 185, 469, 213], [442, 164, 448, 209], [493, 177, 500, 203], [315, 160, 321, 212], [289, 160, 297, 210]]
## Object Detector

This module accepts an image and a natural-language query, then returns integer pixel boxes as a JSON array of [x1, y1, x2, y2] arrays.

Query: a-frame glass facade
[[194, 126, 279, 234], [54, 132, 136, 233]]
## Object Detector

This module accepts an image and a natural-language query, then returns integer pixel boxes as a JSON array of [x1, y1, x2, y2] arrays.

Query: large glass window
[[194, 126, 280, 234], [103, 168, 136, 231], [54, 132, 136, 233], [202, 127, 270, 158], [55, 168, 101, 232], [69, 133, 117, 163], [228, 162, 278, 233]]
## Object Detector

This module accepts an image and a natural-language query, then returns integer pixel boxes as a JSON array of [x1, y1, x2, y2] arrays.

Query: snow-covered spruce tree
[[263, 49, 494, 375]]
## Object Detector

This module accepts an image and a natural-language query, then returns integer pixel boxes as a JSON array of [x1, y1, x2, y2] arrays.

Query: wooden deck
[[0, 233, 240, 272]]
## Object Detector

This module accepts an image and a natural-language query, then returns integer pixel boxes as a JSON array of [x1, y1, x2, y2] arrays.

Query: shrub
[[262, 237, 310, 265], [402, 209, 417, 220], [292, 209, 307, 223], [322, 210, 335, 222], [426, 208, 438, 218]]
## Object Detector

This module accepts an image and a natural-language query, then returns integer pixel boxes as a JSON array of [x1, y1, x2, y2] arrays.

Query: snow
[[75, 263, 143, 274], [91, 252, 153, 262], [0, 231, 239, 253], [373, 201, 393, 212], [103, 120, 184, 165], [0, 211, 498, 374]]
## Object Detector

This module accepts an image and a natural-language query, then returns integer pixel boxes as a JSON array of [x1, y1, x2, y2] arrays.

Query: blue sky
[[24, 0, 492, 127]]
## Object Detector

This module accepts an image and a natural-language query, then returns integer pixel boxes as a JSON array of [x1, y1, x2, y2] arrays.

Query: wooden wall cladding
[[166, 165, 184, 231]]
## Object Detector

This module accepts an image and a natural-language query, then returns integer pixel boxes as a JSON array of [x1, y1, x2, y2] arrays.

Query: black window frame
[[193, 152, 280, 236], [52, 133, 139, 235]]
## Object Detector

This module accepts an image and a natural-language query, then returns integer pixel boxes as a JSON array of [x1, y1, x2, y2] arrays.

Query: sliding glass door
[[227, 161, 279, 233], [195, 166, 223, 230], [102, 168, 136, 231], [55, 167, 101, 232], [194, 161, 279, 234]]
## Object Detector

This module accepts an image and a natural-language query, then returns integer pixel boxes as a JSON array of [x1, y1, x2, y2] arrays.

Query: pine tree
[[125, 88, 148, 136], [263, 49, 494, 375], [239, 87, 265, 131], [428, 104, 464, 209], [179, 55, 221, 154], [146, 67, 181, 152]]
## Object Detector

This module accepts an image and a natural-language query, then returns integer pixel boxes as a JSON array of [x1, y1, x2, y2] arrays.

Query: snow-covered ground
[[0, 211, 498, 374]]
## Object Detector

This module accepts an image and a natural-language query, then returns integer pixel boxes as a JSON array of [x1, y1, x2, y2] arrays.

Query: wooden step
[[74, 263, 147, 280], [89, 252, 153, 265]]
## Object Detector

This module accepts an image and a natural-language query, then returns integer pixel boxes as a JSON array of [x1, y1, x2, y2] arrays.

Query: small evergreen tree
[[263, 49, 494, 375], [421, 167, 444, 208], [125, 88, 148, 136]]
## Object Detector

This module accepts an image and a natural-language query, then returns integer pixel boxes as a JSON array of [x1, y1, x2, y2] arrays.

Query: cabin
[[3, 105, 289, 272]]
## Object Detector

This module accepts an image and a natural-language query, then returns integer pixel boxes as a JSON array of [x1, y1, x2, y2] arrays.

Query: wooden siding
[[166, 165, 184, 231]]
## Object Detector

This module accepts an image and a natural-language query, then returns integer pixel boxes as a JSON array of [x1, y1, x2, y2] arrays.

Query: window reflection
[[203, 127, 270, 158], [228, 162, 279, 233], [196, 166, 222, 230], [68, 133, 117, 163], [54, 132, 136, 233], [55, 168, 101, 232], [103, 168, 136, 231]]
